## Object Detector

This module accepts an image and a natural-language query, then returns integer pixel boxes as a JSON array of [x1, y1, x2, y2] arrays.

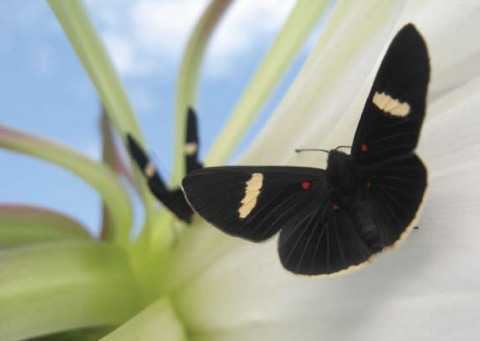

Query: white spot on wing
[[185, 143, 198, 155], [373, 92, 410, 117], [238, 173, 263, 219]]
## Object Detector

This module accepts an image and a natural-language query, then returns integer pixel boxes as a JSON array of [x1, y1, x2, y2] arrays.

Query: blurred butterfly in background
[[181, 24, 430, 275], [127, 107, 203, 223]]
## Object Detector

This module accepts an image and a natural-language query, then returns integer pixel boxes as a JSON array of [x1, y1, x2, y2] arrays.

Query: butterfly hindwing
[[352, 24, 430, 164], [353, 155, 427, 249], [278, 183, 375, 275], [182, 166, 326, 242]]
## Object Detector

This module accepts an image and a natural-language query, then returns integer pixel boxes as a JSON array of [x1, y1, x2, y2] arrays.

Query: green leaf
[[0, 205, 91, 248], [47, 0, 141, 140], [0, 241, 141, 341], [240, 0, 406, 165], [206, 0, 334, 165], [48, 0, 156, 216], [33, 326, 113, 341], [101, 298, 186, 341], [0, 124, 133, 246], [173, 0, 234, 184]]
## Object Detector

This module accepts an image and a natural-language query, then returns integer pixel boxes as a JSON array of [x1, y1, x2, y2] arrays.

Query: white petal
[[101, 299, 186, 341], [240, 0, 405, 165], [420, 76, 480, 170], [173, 161, 480, 340], [411, 0, 480, 100], [171, 1, 480, 340], [163, 0, 407, 292]]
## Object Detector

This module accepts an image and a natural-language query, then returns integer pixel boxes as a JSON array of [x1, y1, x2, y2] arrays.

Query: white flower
[[156, 1, 480, 340]]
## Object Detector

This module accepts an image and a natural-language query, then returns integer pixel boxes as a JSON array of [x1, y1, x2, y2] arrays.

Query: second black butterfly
[[127, 107, 203, 223]]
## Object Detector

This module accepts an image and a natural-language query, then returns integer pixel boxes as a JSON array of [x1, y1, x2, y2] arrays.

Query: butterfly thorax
[[326, 150, 358, 195]]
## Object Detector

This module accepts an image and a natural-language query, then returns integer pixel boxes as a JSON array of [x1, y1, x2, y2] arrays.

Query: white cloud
[[102, 32, 145, 76], [85, 0, 296, 78], [205, 0, 295, 77], [132, 0, 209, 60]]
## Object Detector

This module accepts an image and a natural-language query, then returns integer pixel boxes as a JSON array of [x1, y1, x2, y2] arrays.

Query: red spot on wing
[[332, 204, 340, 211], [366, 180, 372, 189], [361, 143, 368, 152], [302, 181, 311, 190]]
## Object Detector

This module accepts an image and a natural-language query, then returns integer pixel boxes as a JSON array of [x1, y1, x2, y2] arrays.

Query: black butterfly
[[127, 107, 203, 223], [181, 24, 429, 275]]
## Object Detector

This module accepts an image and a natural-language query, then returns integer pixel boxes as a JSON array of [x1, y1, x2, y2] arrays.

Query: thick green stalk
[[48, 0, 140, 139], [48, 0, 156, 219], [0, 242, 141, 340]]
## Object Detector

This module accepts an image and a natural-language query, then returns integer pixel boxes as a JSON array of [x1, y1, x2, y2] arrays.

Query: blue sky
[[0, 0, 325, 234]]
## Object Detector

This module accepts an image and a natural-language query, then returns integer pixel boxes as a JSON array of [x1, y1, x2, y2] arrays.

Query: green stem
[[0, 125, 132, 247], [206, 0, 334, 165], [48, 0, 156, 221], [48, 0, 140, 139], [100, 110, 119, 241], [173, 0, 234, 185]]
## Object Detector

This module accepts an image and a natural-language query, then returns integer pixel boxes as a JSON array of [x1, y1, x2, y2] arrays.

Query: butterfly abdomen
[[350, 194, 383, 252]]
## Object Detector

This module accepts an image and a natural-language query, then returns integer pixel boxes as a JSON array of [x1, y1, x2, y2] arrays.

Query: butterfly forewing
[[349, 24, 430, 249], [352, 24, 429, 164], [182, 166, 326, 242]]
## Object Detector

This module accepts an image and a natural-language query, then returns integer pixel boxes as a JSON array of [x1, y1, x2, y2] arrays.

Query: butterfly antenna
[[295, 148, 330, 154], [335, 145, 352, 151]]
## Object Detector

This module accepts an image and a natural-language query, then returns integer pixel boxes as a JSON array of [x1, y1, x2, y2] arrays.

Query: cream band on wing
[[144, 162, 156, 178], [373, 92, 410, 117], [238, 173, 264, 219], [185, 143, 198, 155]]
